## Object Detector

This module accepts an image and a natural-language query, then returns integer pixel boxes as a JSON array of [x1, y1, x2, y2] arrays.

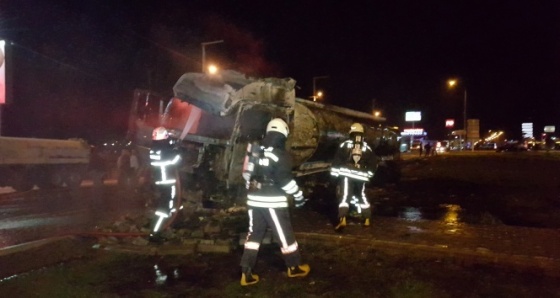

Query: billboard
[[405, 111, 421, 122], [521, 123, 533, 138], [0, 40, 5, 104], [402, 128, 424, 136]]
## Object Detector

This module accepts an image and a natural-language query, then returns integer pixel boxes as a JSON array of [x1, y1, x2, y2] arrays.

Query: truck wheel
[[10, 169, 34, 192], [64, 171, 84, 189], [35, 168, 58, 189]]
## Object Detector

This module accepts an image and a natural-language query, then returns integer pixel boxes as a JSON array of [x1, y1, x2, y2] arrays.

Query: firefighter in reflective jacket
[[148, 126, 182, 243], [330, 123, 376, 231], [239, 118, 310, 286]]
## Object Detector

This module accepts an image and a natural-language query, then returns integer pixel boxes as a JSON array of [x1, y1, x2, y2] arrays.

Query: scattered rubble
[[91, 190, 250, 254]]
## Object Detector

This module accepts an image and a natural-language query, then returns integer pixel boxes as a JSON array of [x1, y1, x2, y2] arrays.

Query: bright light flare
[[207, 64, 218, 74], [447, 79, 457, 88]]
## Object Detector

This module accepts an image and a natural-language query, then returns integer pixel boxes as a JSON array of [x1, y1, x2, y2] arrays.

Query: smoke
[[202, 15, 282, 77]]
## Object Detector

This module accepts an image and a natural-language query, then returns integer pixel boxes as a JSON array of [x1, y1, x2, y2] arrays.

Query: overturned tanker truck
[[127, 70, 400, 205]]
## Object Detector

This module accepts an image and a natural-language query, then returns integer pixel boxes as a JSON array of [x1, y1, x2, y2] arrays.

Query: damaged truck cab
[[127, 70, 400, 204]]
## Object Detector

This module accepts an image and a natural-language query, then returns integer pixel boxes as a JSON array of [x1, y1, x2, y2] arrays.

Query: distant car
[[496, 142, 528, 152], [476, 142, 497, 150]]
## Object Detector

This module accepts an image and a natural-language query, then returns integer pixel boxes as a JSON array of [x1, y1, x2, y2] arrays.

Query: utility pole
[[312, 75, 329, 100], [201, 40, 224, 72]]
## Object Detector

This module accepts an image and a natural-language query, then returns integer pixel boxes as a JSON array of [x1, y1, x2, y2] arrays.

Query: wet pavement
[[1, 153, 560, 278], [286, 150, 560, 276], [290, 208, 560, 276]]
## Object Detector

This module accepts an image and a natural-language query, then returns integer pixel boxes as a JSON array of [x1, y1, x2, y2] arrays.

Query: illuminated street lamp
[[312, 75, 329, 101], [447, 79, 467, 151], [207, 64, 219, 75], [201, 40, 224, 72], [373, 110, 381, 117], [312, 91, 323, 102]]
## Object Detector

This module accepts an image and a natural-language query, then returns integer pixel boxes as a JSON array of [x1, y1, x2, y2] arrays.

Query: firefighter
[[330, 122, 377, 232], [239, 118, 310, 286], [148, 126, 182, 243]]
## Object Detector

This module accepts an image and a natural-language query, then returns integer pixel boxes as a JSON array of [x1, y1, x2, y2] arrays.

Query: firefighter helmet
[[152, 127, 169, 140], [266, 118, 289, 137], [349, 123, 364, 134]]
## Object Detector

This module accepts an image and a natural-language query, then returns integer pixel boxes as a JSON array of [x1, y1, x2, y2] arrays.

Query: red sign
[[0, 40, 5, 105], [445, 119, 454, 128]]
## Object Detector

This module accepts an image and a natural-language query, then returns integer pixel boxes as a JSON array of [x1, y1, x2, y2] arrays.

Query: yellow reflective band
[[263, 151, 279, 162], [155, 179, 177, 185], [151, 155, 181, 167], [247, 195, 287, 202], [155, 211, 169, 218], [270, 209, 288, 248], [281, 180, 298, 194], [247, 201, 288, 208], [281, 242, 299, 254], [244, 241, 260, 250]]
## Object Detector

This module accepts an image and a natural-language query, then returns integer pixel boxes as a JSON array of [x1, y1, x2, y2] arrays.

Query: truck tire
[[35, 167, 61, 189], [64, 166, 85, 189], [10, 168, 34, 192]]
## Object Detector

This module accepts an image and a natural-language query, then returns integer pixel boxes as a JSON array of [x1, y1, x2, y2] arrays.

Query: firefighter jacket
[[149, 139, 181, 185], [246, 132, 303, 209], [330, 139, 377, 182]]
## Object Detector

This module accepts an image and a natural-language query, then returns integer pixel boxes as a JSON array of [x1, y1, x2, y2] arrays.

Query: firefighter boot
[[363, 218, 371, 227], [240, 267, 259, 286], [334, 217, 346, 232], [287, 264, 311, 278]]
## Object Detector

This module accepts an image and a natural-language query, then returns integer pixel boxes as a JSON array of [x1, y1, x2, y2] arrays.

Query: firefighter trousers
[[337, 177, 371, 219], [240, 207, 301, 269]]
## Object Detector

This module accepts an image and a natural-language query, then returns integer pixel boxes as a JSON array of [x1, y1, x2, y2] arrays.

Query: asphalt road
[[0, 181, 147, 248]]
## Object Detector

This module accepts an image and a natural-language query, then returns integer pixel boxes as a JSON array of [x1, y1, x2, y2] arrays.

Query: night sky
[[1, 0, 559, 142]]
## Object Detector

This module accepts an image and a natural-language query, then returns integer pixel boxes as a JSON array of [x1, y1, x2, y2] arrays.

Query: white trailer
[[0, 136, 90, 191]]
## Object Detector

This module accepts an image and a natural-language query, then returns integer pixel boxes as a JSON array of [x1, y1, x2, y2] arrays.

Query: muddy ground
[[1, 153, 560, 297]]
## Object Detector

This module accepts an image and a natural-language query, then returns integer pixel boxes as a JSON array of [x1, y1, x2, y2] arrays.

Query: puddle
[[309, 184, 560, 229]]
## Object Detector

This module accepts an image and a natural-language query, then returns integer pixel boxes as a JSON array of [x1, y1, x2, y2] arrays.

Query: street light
[[312, 91, 323, 102], [207, 64, 219, 75], [313, 75, 329, 101], [201, 40, 224, 72], [447, 79, 467, 151]]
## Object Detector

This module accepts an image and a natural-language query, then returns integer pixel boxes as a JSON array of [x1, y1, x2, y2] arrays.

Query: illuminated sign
[[0, 40, 5, 105], [544, 126, 555, 133], [445, 119, 454, 128], [405, 111, 421, 122], [402, 128, 424, 136], [521, 123, 533, 138]]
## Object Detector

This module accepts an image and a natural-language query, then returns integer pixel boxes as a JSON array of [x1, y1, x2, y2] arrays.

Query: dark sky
[[1, 0, 559, 141]]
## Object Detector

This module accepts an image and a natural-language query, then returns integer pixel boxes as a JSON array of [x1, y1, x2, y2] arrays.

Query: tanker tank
[[128, 70, 400, 201]]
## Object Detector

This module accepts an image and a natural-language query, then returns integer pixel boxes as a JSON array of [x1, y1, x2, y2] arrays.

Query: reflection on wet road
[[0, 183, 147, 248]]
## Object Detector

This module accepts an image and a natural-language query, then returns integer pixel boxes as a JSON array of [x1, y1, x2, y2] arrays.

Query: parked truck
[[127, 70, 400, 204], [0, 136, 91, 191]]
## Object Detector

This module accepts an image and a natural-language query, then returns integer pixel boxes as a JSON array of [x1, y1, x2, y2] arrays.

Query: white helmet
[[266, 118, 289, 137], [349, 123, 364, 134], [152, 126, 169, 140]]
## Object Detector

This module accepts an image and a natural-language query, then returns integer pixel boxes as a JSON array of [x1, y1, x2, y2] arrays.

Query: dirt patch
[[0, 239, 559, 297]]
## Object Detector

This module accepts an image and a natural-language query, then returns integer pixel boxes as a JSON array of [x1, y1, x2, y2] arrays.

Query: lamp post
[[448, 79, 467, 151], [312, 75, 329, 101], [201, 40, 224, 72], [312, 91, 323, 102]]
